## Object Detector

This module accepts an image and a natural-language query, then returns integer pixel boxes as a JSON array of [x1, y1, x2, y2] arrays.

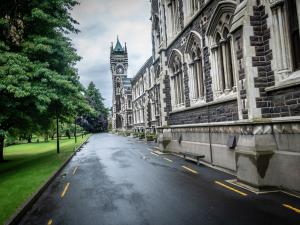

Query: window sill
[[214, 91, 237, 102], [265, 71, 300, 92], [190, 97, 206, 107], [171, 104, 185, 112]]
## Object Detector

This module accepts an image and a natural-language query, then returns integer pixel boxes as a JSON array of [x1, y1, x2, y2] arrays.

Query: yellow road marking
[[182, 166, 198, 174], [215, 181, 247, 196], [47, 219, 53, 225], [61, 182, 70, 198], [73, 166, 78, 175], [283, 204, 300, 214], [151, 152, 159, 157], [163, 157, 173, 162]]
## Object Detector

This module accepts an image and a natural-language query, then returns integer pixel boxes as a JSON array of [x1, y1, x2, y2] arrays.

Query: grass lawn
[[0, 135, 91, 225]]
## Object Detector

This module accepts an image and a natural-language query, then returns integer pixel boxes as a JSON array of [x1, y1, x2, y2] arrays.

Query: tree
[[76, 82, 109, 133], [86, 82, 109, 116], [0, 0, 90, 160]]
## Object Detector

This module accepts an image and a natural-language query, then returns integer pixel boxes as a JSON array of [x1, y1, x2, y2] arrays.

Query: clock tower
[[110, 37, 132, 131]]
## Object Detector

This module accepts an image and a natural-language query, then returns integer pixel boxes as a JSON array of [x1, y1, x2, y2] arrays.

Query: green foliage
[[76, 82, 108, 133], [119, 131, 131, 137], [133, 132, 138, 137], [146, 133, 157, 142], [0, 0, 93, 160], [138, 132, 145, 139], [86, 82, 109, 117]]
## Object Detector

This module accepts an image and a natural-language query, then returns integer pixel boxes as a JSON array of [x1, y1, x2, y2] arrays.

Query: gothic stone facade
[[128, 0, 300, 192], [132, 57, 162, 133], [110, 38, 133, 131]]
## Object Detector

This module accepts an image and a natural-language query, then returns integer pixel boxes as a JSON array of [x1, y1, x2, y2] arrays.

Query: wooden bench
[[181, 152, 205, 166]]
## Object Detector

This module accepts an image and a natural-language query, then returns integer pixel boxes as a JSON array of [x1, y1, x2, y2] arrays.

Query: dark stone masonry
[[169, 100, 239, 125], [126, 0, 300, 192]]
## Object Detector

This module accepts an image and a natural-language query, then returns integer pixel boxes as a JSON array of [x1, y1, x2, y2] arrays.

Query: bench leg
[[197, 160, 200, 166]]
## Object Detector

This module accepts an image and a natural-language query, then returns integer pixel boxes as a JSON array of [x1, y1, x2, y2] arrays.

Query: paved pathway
[[19, 133, 300, 225]]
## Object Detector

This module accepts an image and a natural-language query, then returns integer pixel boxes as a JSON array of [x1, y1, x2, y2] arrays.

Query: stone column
[[211, 46, 221, 95], [271, 2, 291, 80]]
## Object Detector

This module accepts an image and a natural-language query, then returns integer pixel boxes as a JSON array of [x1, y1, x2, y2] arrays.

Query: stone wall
[[261, 87, 300, 118], [158, 122, 300, 191], [169, 100, 239, 125]]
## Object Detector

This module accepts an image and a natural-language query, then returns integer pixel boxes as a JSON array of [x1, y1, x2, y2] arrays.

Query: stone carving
[[267, 0, 284, 8], [291, 124, 300, 134]]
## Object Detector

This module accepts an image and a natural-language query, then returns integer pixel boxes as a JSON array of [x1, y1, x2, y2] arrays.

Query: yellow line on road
[[215, 181, 247, 196], [283, 204, 300, 214], [47, 219, 53, 225], [151, 152, 159, 157], [182, 165, 198, 174], [73, 166, 78, 175], [163, 157, 173, 162], [61, 182, 70, 198]]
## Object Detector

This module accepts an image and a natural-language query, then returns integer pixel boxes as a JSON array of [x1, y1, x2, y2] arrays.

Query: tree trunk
[[74, 120, 77, 143], [56, 115, 60, 154], [27, 135, 32, 143], [0, 134, 4, 162]]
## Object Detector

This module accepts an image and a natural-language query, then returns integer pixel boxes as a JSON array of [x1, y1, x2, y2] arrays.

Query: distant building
[[132, 57, 161, 134], [110, 37, 133, 131], [113, 0, 300, 192]]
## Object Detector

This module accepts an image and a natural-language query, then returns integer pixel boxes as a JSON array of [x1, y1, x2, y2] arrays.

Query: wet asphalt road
[[19, 133, 300, 225]]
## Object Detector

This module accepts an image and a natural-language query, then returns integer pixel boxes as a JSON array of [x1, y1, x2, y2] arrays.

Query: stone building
[[121, 0, 300, 192], [110, 37, 133, 131], [132, 57, 162, 133]]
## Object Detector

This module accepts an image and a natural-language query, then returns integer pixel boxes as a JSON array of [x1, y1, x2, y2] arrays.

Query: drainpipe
[[207, 105, 213, 165]]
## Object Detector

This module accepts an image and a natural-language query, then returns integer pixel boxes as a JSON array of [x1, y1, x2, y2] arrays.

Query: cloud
[[70, 0, 152, 107]]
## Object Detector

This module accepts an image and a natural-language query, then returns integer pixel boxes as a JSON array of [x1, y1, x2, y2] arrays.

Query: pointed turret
[[113, 36, 124, 52]]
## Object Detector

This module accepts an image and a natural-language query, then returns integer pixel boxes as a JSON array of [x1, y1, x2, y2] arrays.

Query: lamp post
[[74, 119, 77, 143], [56, 113, 60, 154]]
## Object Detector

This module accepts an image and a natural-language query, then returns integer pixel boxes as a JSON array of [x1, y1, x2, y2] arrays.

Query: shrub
[[138, 133, 145, 139], [146, 133, 157, 142]]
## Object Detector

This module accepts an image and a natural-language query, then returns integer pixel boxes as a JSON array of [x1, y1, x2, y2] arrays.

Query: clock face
[[116, 66, 124, 74]]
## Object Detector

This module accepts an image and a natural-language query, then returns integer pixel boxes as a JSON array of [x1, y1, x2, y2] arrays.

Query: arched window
[[287, 0, 300, 71], [207, 2, 236, 97], [169, 51, 185, 108], [128, 116, 132, 125], [153, 15, 161, 47], [190, 0, 202, 15], [168, 0, 181, 35], [155, 65, 161, 78], [185, 32, 205, 102], [128, 99, 131, 109], [270, 0, 300, 81], [214, 27, 234, 94]]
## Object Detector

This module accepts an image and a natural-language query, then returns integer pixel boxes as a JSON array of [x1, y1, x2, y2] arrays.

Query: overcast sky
[[70, 0, 152, 107]]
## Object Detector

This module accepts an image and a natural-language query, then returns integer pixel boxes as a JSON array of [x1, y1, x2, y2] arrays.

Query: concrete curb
[[4, 136, 91, 225]]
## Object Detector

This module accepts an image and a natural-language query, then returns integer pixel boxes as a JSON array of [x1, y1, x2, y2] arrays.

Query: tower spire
[[114, 35, 124, 52]]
